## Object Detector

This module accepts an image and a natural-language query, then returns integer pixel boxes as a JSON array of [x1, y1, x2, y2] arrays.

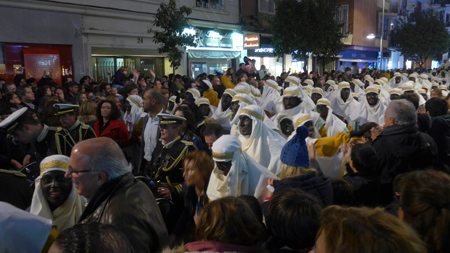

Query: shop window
[[196, 0, 224, 10], [259, 0, 275, 14]]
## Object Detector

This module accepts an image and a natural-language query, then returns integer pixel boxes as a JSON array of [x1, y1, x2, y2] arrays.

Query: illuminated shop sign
[[255, 48, 274, 53], [244, 35, 260, 49]]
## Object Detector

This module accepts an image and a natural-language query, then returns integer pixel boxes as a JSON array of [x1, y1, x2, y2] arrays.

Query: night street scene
[[1, 0, 450, 252]]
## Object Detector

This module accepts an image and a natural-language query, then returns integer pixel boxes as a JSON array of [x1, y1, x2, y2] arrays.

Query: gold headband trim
[[264, 81, 278, 90], [188, 89, 200, 98], [40, 160, 69, 174], [286, 77, 300, 86], [326, 80, 334, 85], [212, 151, 234, 160], [317, 100, 331, 108], [338, 83, 350, 90], [232, 96, 253, 105], [312, 89, 323, 95], [402, 86, 414, 91], [128, 97, 142, 108], [295, 115, 312, 128], [240, 108, 264, 121], [277, 115, 291, 124], [198, 99, 210, 106], [365, 87, 379, 94], [284, 91, 301, 96], [236, 89, 250, 95]]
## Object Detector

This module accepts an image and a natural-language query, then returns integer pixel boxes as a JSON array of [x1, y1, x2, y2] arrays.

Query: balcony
[[377, 0, 391, 10]]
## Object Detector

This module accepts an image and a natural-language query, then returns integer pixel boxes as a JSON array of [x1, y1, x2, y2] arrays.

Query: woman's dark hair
[[40, 100, 62, 127], [181, 100, 204, 124], [350, 122, 379, 141], [96, 100, 121, 121], [174, 106, 197, 140], [350, 144, 377, 174], [331, 178, 355, 206], [14, 74, 25, 86], [35, 85, 50, 99], [52, 223, 133, 253], [226, 68, 234, 76], [268, 188, 322, 251], [400, 170, 450, 253], [238, 195, 263, 223]]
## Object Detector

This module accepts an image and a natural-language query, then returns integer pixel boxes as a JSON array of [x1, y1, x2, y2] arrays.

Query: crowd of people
[[0, 61, 449, 253]]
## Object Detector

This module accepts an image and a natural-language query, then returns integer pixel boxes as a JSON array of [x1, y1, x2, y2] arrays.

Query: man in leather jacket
[[67, 137, 168, 252]]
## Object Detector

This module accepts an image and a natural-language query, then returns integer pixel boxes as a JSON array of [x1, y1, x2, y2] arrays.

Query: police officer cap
[[157, 113, 186, 125], [53, 104, 79, 116]]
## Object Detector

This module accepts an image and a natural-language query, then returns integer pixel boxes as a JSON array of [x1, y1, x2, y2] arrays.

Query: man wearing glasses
[[66, 137, 169, 252]]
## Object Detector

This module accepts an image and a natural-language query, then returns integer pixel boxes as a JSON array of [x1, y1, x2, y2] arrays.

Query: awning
[[186, 48, 241, 59]]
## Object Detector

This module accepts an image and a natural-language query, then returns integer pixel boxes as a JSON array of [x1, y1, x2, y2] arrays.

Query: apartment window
[[259, 0, 275, 14], [337, 4, 349, 34], [196, 0, 224, 10]]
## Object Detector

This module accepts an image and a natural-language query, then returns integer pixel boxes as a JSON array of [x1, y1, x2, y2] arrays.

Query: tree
[[268, 0, 346, 73], [149, 0, 197, 73], [391, 9, 450, 68]]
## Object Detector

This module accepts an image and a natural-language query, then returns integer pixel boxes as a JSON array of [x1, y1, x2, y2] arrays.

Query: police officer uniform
[[54, 104, 96, 143]]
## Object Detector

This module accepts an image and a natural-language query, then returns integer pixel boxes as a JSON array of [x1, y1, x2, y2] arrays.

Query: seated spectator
[[94, 100, 129, 148], [311, 206, 426, 253], [30, 155, 87, 232], [179, 197, 265, 252], [48, 223, 133, 253], [398, 170, 450, 253], [267, 188, 322, 253]]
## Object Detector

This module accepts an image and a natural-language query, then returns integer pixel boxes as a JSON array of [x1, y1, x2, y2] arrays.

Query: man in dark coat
[[67, 137, 169, 253], [372, 99, 437, 206], [425, 97, 450, 173]]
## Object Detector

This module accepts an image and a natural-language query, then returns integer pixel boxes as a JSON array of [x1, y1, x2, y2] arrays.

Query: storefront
[[338, 46, 390, 73], [185, 27, 244, 78]]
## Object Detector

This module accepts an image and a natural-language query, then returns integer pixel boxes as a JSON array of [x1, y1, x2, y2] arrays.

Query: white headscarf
[[0, 202, 52, 253], [316, 98, 347, 137], [330, 82, 360, 121], [208, 135, 277, 203], [387, 72, 403, 89], [324, 80, 338, 99], [275, 114, 293, 140], [212, 89, 236, 128], [238, 105, 286, 176], [291, 112, 321, 140], [355, 87, 386, 125], [197, 97, 216, 118], [274, 86, 315, 118], [30, 155, 87, 233], [187, 88, 201, 103], [260, 80, 281, 114], [124, 95, 144, 139]]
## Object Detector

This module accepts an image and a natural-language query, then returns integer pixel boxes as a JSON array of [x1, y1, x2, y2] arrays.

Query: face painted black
[[311, 93, 322, 104], [40, 171, 72, 212], [421, 93, 428, 101], [366, 93, 379, 106], [230, 101, 240, 120], [303, 121, 315, 137], [216, 161, 232, 176], [280, 118, 294, 136], [324, 83, 330, 91], [199, 104, 211, 117], [350, 82, 355, 92], [317, 104, 329, 121], [390, 94, 400, 100], [341, 88, 350, 102], [168, 101, 175, 111], [283, 97, 302, 110], [222, 94, 232, 111], [395, 77, 402, 84], [239, 115, 252, 136], [404, 90, 415, 95], [364, 81, 370, 89], [184, 92, 195, 103]]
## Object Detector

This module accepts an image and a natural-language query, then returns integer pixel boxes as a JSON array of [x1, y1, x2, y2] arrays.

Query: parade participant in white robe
[[311, 88, 323, 105], [168, 96, 177, 114], [285, 75, 301, 87], [302, 86, 312, 97], [123, 94, 144, 139], [351, 93, 360, 102], [260, 79, 281, 115], [229, 93, 256, 136], [440, 85, 449, 97], [384, 88, 402, 107], [418, 89, 428, 101], [187, 88, 201, 104], [284, 76, 316, 111], [275, 114, 294, 140], [212, 89, 236, 132], [197, 97, 216, 118], [355, 86, 386, 126], [373, 83, 390, 103], [274, 86, 315, 118], [30, 155, 87, 233], [363, 75, 374, 89], [402, 81, 426, 106], [409, 73, 422, 90], [402, 72, 409, 82], [323, 80, 337, 99], [352, 79, 366, 98], [207, 135, 277, 203], [237, 105, 286, 176], [291, 113, 321, 141], [303, 79, 314, 87], [234, 83, 258, 105], [315, 98, 348, 137], [330, 82, 360, 128], [387, 72, 403, 89], [419, 73, 432, 88]]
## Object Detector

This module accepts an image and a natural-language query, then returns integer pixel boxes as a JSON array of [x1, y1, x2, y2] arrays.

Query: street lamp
[[380, 0, 385, 71], [367, 34, 376, 39]]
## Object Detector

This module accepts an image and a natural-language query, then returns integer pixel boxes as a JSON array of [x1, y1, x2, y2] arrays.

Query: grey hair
[[386, 99, 417, 126], [82, 141, 132, 180]]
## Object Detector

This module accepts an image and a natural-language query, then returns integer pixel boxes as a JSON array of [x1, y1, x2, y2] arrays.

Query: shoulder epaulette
[[79, 123, 91, 130], [181, 140, 195, 146], [0, 169, 26, 178]]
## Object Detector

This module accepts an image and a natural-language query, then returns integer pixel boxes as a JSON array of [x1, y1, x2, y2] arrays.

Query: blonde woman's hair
[[278, 163, 317, 180]]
